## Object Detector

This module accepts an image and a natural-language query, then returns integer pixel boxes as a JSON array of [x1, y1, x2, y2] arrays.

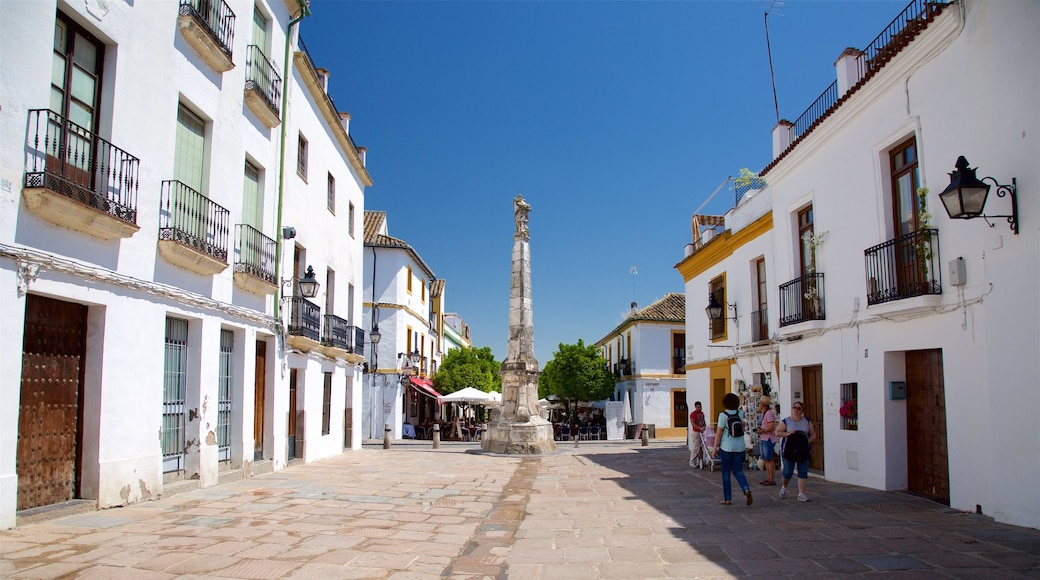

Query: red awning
[[409, 377, 441, 399]]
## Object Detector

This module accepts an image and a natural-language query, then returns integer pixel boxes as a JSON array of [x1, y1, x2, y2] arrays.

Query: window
[[175, 103, 206, 192], [322, 372, 332, 435], [297, 133, 308, 180], [672, 332, 686, 374], [798, 206, 814, 276], [163, 317, 188, 473], [348, 202, 355, 238], [753, 257, 768, 342], [242, 161, 262, 229], [52, 13, 104, 132], [347, 283, 355, 325], [251, 6, 268, 53], [217, 329, 233, 462], [709, 275, 726, 341], [406, 266, 413, 294], [891, 138, 921, 238], [327, 172, 335, 213], [420, 278, 426, 302], [840, 383, 858, 430]]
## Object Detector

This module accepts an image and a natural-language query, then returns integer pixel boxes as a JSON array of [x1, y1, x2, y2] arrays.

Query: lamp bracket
[[978, 177, 1018, 234]]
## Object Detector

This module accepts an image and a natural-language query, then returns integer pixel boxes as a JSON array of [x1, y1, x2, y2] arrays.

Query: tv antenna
[[764, 0, 782, 124]]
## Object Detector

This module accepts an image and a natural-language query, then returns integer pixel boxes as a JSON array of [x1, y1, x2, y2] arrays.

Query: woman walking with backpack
[[776, 402, 817, 502], [710, 393, 752, 506]]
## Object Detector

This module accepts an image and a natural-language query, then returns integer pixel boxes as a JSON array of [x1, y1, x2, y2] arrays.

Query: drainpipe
[[273, 3, 311, 328]]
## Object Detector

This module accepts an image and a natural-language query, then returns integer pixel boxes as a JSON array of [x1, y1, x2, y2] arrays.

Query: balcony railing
[[245, 44, 281, 116], [24, 109, 139, 224], [234, 224, 276, 284], [790, 0, 945, 140], [179, 0, 235, 60], [751, 308, 769, 342], [322, 315, 365, 356], [863, 0, 944, 73], [287, 297, 321, 341], [864, 229, 941, 305], [779, 273, 826, 327], [159, 180, 230, 263]]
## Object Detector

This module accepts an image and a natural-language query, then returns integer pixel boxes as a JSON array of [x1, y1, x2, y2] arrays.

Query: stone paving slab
[[3, 442, 1040, 578]]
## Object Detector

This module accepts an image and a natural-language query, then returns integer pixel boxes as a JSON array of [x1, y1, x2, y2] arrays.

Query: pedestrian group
[[696, 394, 816, 505]]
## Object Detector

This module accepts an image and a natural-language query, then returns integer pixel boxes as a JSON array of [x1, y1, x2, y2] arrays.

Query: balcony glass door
[[50, 15, 103, 189], [891, 139, 923, 293]]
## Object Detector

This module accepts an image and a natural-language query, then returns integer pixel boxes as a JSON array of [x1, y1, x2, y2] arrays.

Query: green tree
[[538, 340, 614, 425], [433, 346, 501, 395]]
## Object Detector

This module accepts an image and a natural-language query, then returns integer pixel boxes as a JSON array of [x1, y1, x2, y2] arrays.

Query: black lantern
[[939, 156, 1019, 234], [369, 324, 381, 345], [705, 292, 737, 322], [297, 266, 320, 298]]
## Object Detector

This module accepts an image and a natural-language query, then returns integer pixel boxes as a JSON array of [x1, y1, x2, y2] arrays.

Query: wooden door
[[711, 378, 727, 427], [18, 295, 87, 510], [673, 390, 688, 428], [253, 340, 265, 460], [801, 365, 824, 472], [906, 349, 949, 503]]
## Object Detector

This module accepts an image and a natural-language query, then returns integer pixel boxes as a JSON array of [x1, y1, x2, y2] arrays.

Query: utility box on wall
[[889, 381, 906, 400], [950, 257, 966, 286]]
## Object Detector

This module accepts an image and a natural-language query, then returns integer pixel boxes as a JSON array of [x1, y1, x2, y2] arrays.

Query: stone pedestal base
[[481, 417, 557, 454]]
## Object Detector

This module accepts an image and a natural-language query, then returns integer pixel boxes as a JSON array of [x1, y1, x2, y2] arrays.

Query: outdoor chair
[[560, 426, 571, 441], [589, 425, 601, 440], [579, 426, 589, 440]]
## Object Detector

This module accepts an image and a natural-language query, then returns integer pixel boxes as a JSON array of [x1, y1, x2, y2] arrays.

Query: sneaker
[[745, 489, 753, 505], [797, 494, 810, 502], [779, 487, 788, 499]]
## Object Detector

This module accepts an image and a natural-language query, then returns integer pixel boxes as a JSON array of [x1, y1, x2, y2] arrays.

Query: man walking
[[689, 401, 706, 467]]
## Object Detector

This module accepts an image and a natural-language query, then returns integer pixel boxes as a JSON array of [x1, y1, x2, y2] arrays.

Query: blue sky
[[302, 0, 907, 366]]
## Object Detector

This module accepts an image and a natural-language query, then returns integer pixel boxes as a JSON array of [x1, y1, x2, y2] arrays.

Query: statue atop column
[[514, 194, 530, 240], [482, 194, 556, 454]]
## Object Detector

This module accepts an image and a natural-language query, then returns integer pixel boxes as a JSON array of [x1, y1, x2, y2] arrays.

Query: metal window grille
[[218, 329, 233, 461], [841, 382, 858, 431], [163, 317, 188, 473]]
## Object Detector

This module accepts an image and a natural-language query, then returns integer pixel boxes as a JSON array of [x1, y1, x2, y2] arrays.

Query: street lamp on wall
[[282, 265, 320, 299], [939, 156, 1019, 235], [705, 292, 737, 323]]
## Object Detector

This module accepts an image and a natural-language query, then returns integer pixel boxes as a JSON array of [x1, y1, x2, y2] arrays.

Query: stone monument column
[[482, 194, 556, 454]]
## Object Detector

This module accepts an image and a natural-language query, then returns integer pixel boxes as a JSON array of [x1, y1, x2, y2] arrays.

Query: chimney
[[338, 111, 350, 134], [629, 301, 638, 316], [835, 47, 865, 96], [316, 67, 330, 93], [772, 119, 795, 159], [357, 146, 367, 166]]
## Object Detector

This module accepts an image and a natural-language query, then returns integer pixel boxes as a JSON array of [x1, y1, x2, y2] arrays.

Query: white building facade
[[595, 294, 687, 439], [678, 0, 1038, 529], [362, 211, 441, 440], [0, 0, 369, 529]]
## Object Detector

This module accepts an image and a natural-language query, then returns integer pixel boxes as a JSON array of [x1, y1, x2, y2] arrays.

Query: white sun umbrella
[[439, 386, 494, 404], [622, 389, 633, 424]]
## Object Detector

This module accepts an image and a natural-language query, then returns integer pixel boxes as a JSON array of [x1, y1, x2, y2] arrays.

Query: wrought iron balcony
[[287, 297, 321, 341], [244, 44, 281, 126], [322, 315, 365, 356], [751, 308, 769, 342], [159, 180, 230, 264], [178, 0, 235, 65], [234, 224, 276, 284], [864, 229, 941, 305], [779, 273, 826, 327], [23, 108, 139, 227]]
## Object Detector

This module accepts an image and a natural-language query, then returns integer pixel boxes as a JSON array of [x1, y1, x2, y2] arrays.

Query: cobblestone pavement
[[3, 441, 1039, 578]]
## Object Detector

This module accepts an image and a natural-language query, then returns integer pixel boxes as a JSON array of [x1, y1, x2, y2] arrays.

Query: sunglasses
[[792, 406, 804, 411]]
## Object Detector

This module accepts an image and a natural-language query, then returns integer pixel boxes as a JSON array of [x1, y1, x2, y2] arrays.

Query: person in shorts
[[755, 396, 778, 485]]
